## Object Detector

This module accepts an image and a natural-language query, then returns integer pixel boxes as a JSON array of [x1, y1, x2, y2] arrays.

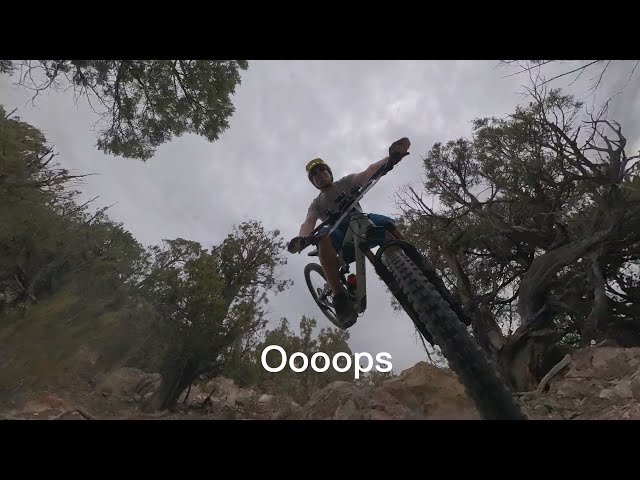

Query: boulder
[[630, 377, 640, 401], [97, 368, 161, 400], [298, 381, 426, 420], [380, 361, 480, 419], [611, 380, 634, 399], [565, 347, 640, 380]]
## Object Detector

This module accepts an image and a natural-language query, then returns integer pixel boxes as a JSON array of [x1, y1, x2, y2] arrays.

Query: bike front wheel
[[381, 248, 527, 420]]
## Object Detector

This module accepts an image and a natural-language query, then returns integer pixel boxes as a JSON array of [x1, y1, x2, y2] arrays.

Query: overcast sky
[[1, 60, 638, 375]]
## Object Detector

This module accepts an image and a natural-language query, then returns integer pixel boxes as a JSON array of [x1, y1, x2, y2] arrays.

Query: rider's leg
[[389, 227, 405, 240], [365, 214, 404, 256], [317, 234, 343, 295], [317, 227, 356, 325], [382, 227, 406, 255]]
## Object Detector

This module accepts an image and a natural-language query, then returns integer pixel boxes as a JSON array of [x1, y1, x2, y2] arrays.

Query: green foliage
[[0, 106, 145, 310], [1, 60, 249, 160], [0, 105, 364, 410], [235, 316, 355, 405], [0, 288, 160, 397], [0, 105, 162, 399], [137, 221, 292, 409], [211, 220, 292, 306], [139, 238, 227, 377]]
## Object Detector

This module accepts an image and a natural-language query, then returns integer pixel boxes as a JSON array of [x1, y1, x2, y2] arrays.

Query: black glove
[[389, 137, 411, 163], [287, 236, 303, 253]]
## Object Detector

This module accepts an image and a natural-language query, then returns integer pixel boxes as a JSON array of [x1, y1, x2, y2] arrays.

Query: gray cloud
[[2, 60, 638, 374]]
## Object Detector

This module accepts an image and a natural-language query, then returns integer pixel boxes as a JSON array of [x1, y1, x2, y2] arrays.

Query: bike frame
[[338, 212, 375, 313]]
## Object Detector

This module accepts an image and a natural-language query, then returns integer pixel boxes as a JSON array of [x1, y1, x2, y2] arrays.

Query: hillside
[[3, 345, 639, 420], [2, 66, 639, 422]]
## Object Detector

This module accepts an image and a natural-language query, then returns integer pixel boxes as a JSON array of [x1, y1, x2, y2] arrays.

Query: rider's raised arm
[[298, 209, 318, 237], [352, 156, 391, 186], [353, 138, 411, 185]]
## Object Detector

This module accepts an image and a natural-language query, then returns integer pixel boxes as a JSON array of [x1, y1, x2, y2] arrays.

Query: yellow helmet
[[305, 158, 333, 187]]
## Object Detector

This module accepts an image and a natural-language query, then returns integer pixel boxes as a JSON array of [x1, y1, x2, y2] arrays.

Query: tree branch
[[539, 60, 601, 87]]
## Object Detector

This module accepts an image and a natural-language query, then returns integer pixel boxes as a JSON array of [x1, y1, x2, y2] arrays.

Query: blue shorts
[[319, 213, 395, 264]]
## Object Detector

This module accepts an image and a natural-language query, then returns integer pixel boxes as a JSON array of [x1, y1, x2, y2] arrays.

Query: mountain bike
[[297, 155, 528, 420]]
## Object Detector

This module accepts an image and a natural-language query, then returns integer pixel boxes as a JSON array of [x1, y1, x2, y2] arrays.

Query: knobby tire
[[381, 248, 527, 420]]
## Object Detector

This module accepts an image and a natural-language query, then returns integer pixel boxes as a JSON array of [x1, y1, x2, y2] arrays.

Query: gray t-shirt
[[307, 173, 363, 222]]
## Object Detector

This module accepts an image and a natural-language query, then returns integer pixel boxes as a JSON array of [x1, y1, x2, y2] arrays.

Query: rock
[[97, 368, 160, 399], [298, 381, 426, 420], [173, 376, 263, 415], [554, 378, 603, 398], [22, 393, 72, 414], [630, 377, 640, 401], [193, 393, 208, 404], [134, 374, 162, 398], [256, 394, 275, 415], [2, 392, 76, 420], [70, 345, 100, 371], [132, 393, 142, 402], [202, 377, 240, 407], [178, 385, 204, 406], [236, 389, 256, 407], [591, 348, 640, 378], [566, 347, 640, 380], [588, 403, 640, 420], [598, 389, 614, 399], [334, 398, 358, 420], [205, 376, 236, 399], [380, 361, 479, 419], [611, 380, 634, 399], [532, 404, 548, 415]]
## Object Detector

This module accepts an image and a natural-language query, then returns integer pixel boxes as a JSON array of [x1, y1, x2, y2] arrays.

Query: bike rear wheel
[[381, 248, 527, 420], [304, 263, 339, 326]]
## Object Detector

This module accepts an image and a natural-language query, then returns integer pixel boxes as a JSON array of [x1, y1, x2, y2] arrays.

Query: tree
[[0, 105, 168, 394], [1, 60, 249, 160], [0, 106, 145, 310], [250, 316, 354, 404], [499, 60, 640, 108], [395, 85, 640, 390], [140, 221, 291, 411]]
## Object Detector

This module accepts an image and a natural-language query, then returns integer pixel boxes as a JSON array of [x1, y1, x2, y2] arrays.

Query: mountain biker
[[287, 138, 411, 327]]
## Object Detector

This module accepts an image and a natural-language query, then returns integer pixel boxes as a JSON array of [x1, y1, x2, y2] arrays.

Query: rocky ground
[[517, 346, 640, 420], [2, 345, 640, 420]]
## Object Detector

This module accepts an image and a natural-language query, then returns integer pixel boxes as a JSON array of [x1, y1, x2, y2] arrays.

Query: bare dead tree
[[395, 73, 640, 390], [499, 60, 640, 118]]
